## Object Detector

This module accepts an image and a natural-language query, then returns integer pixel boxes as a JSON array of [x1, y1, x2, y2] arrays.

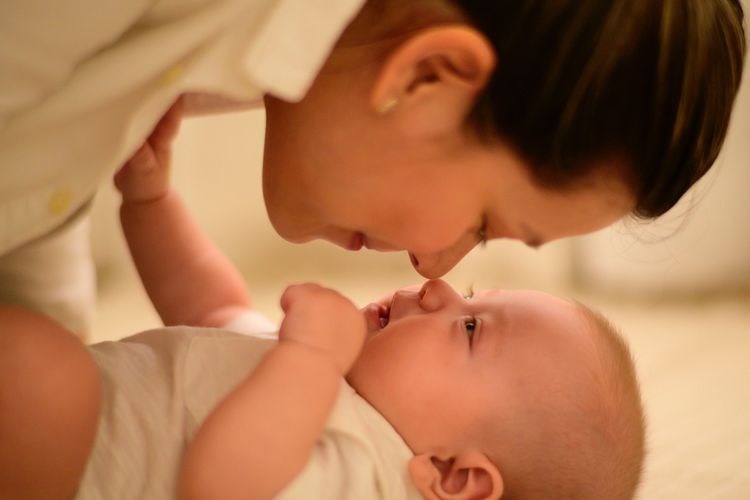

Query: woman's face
[[261, 37, 635, 278], [263, 100, 633, 278]]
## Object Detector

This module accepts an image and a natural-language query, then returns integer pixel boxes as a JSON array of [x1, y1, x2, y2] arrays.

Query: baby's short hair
[[485, 304, 646, 500], [573, 304, 646, 500]]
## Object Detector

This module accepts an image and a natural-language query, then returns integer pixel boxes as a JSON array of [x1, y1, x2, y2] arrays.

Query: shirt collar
[[242, 0, 367, 102]]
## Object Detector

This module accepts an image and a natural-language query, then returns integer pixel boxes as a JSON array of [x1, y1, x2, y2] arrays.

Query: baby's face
[[347, 279, 599, 453]]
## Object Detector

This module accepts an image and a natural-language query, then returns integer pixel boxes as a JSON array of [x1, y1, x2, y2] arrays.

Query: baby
[[0, 117, 646, 500]]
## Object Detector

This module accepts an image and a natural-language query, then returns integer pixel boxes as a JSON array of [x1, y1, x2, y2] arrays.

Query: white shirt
[[0, 0, 365, 254]]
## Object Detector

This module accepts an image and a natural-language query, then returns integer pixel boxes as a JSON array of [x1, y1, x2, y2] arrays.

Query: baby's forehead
[[474, 288, 595, 344], [474, 287, 575, 311]]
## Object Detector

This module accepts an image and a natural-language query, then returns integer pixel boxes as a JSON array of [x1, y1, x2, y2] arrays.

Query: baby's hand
[[114, 98, 183, 203], [278, 283, 366, 375]]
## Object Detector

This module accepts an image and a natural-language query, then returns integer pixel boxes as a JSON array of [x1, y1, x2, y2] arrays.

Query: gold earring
[[376, 96, 399, 115]]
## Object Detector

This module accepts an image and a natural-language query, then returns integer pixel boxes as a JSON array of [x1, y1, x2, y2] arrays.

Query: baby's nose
[[418, 279, 462, 311]]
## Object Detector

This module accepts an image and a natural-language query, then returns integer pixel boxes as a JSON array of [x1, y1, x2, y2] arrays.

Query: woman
[[0, 0, 745, 333]]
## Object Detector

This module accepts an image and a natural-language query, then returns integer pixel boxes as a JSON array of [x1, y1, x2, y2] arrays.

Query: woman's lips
[[348, 232, 364, 251]]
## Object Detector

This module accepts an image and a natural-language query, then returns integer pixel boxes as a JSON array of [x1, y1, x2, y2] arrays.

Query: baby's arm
[[179, 283, 366, 500], [115, 100, 250, 327]]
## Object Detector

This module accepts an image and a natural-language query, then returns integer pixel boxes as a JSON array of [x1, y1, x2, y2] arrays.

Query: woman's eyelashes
[[476, 218, 488, 248], [464, 317, 478, 346]]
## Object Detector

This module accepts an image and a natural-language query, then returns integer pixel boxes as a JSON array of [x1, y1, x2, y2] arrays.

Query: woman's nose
[[409, 238, 477, 279], [418, 279, 462, 311]]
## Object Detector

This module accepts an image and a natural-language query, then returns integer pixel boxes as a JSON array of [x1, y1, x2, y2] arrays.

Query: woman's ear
[[408, 451, 504, 500], [370, 26, 495, 138]]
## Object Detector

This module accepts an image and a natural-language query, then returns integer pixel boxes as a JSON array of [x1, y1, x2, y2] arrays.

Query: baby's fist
[[278, 283, 366, 374]]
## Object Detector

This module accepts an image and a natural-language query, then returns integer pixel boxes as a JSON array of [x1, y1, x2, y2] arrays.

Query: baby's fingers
[[280, 283, 324, 313], [115, 143, 157, 182], [114, 141, 170, 202], [149, 98, 183, 154]]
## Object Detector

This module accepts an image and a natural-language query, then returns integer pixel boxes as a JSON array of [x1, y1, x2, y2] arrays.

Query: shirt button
[[48, 189, 73, 216], [162, 64, 184, 87]]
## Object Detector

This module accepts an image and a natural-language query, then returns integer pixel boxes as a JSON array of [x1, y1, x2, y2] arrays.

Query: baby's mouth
[[379, 304, 390, 328], [364, 303, 390, 335]]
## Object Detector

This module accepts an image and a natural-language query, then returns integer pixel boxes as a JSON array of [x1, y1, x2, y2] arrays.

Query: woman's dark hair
[[455, 0, 746, 217]]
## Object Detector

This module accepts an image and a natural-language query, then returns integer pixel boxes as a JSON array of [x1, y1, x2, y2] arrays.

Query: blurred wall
[[572, 25, 750, 297]]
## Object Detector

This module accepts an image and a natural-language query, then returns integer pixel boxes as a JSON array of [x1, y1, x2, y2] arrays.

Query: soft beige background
[[89, 35, 750, 500]]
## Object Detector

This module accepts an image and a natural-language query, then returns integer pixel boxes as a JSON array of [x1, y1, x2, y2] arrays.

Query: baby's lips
[[363, 303, 387, 335]]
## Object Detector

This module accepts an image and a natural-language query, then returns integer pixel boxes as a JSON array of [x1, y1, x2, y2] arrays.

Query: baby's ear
[[408, 451, 503, 500]]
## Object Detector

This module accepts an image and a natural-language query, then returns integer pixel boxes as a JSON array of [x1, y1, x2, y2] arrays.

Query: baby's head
[[347, 279, 645, 499]]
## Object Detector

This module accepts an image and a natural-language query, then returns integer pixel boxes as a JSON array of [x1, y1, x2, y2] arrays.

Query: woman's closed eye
[[463, 317, 479, 346], [476, 217, 488, 248]]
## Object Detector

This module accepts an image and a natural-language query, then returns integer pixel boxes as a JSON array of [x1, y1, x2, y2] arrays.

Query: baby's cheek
[[348, 346, 398, 389]]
